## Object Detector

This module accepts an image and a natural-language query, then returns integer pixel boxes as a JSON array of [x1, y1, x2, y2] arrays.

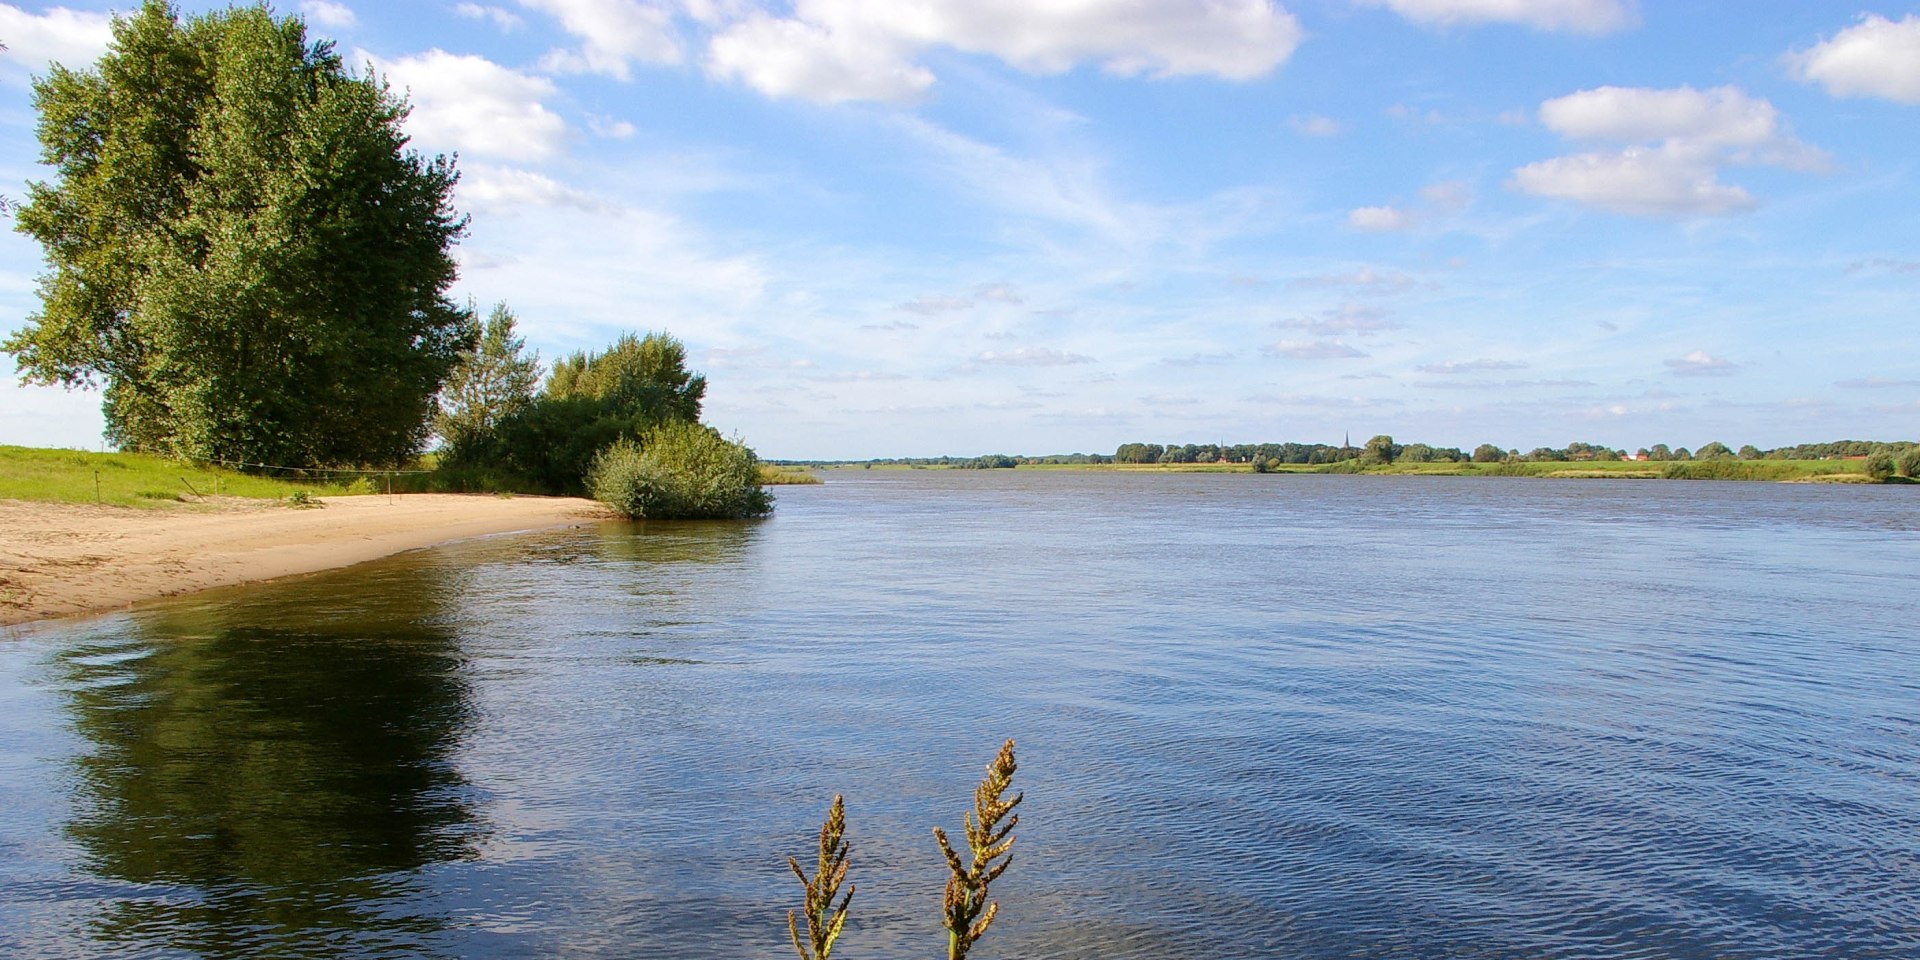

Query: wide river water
[[2, 472, 1917, 959]]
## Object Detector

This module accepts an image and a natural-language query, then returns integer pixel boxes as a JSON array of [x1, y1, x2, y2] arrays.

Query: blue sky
[[2, 0, 1917, 458]]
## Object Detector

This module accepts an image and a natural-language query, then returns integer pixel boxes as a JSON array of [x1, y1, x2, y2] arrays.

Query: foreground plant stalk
[[787, 794, 854, 960], [934, 739, 1022, 960]]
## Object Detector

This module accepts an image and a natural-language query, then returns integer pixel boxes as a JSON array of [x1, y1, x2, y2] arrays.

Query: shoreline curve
[[0, 493, 614, 628]]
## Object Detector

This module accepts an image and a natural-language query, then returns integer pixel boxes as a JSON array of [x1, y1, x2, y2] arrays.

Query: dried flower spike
[[935, 738, 1021, 960], [788, 794, 854, 960]]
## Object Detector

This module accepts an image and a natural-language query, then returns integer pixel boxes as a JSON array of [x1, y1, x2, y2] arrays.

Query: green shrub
[[1899, 448, 1920, 479], [1865, 453, 1896, 482], [588, 423, 772, 520]]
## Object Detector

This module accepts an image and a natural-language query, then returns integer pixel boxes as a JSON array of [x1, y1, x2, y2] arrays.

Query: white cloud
[[975, 346, 1094, 366], [0, 4, 112, 75], [1420, 179, 1473, 211], [1249, 391, 1400, 408], [1664, 349, 1736, 377], [1277, 303, 1401, 336], [1357, 0, 1635, 34], [1346, 179, 1473, 231], [1290, 113, 1342, 137], [1348, 205, 1411, 231], [587, 114, 639, 138], [1265, 339, 1369, 359], [897, 293, 973, 314], [1836, 377, 1920, 389], [1293, 266, 1419, 291], [459, 164, 616, 214], [1539, 85, 1784, 150], [1513, 85, 1822, 218], [1512, 145, 1753, 217], [362, 49, 569, 162], [707, 14, 933, 104], [522, 0, 682, 79], [705, 0, 1302, 104], [300, 0, 357, 30], [1789, 13, 1920, 105], [1417, 358, 1527, 373], [455, 3, 526, 31]]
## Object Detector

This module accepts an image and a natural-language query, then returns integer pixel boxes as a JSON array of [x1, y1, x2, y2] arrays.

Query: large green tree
[[5, 1, 470, 467]]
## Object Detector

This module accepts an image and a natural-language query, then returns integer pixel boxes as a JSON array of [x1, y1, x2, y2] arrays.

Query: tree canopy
[[5, 1, 469, 467], [443, 330, 710, 495], [435, 303, 539, 459]]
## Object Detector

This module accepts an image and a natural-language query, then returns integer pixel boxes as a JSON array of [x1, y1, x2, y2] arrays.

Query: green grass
[[758, 465, 823, 485], [0, 445, 366, 507]]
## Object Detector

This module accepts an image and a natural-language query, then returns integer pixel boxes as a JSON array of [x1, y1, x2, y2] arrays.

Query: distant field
[[0, 445, 363, 507], [802, 458, 1877, 481], [812, 461, 1253, 473], [757, 464, 822, 485]]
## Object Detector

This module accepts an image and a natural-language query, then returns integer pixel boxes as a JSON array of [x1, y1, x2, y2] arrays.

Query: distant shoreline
[[0, 494, 611, 628], [797, 460, 1891, 483]]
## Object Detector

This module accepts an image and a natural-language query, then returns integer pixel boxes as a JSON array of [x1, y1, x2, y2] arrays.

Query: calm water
[[2, 472, 1918, 959]]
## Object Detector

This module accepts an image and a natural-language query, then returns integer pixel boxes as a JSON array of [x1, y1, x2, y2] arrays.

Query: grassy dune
[[0, 445, 361, 507]]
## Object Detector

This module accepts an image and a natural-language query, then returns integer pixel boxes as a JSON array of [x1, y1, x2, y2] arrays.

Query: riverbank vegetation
[[783, 434, 1919, 483], [588, 423, 772, 520], [0, 445, 354, 507], [7, 2, 467, 468], [2, 3, 769, 520]]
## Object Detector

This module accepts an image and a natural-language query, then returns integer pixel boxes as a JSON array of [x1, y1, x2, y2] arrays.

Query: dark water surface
[[3, 472, 1918, 959]]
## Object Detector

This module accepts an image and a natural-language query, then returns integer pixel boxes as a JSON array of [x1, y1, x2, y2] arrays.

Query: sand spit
[[0, 493, 612, 627]]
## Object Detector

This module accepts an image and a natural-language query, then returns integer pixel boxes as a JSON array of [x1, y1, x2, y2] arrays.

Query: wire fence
[[202, 457, 434, 476]]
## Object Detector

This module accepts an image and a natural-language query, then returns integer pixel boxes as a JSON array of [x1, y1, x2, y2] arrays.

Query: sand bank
[[0, 493, 612, 627]]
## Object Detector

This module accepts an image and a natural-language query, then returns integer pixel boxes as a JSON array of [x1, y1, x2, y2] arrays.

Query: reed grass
[[783, 739, 1021, 960], [759, 465, 824, 485]]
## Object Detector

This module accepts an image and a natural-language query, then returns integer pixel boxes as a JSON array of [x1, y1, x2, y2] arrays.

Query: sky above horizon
[[1, 1, 1917, 459]]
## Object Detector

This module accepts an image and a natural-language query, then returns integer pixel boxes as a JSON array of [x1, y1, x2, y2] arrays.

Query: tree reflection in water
[[55, 558, 479, 959]]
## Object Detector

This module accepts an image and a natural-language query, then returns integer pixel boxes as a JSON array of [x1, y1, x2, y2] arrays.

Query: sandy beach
[[0, 493, 612, 627]]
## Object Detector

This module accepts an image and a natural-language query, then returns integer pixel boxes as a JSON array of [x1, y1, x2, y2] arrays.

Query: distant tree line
[[793, 437, 1920, 474]]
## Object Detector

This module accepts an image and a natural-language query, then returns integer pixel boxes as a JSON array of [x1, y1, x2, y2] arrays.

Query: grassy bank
[[0, 445, 812, 509], [758, 464, 822, 485], [0, 445, 369, 507]]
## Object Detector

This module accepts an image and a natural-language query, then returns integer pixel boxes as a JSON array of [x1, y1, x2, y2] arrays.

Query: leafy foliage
[[5, 1, 469, 467], [436, 303, 539, 460], [448, 331, 708, 495], [587, 422, 771, 520], [1865, 453, 1896, 482]]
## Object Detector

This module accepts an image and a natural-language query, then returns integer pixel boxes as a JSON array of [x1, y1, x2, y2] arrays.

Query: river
[[2, 472, 1917, 958]]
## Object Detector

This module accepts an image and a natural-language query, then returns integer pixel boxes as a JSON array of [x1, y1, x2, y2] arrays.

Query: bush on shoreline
[[588, 423, 772, 520]]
